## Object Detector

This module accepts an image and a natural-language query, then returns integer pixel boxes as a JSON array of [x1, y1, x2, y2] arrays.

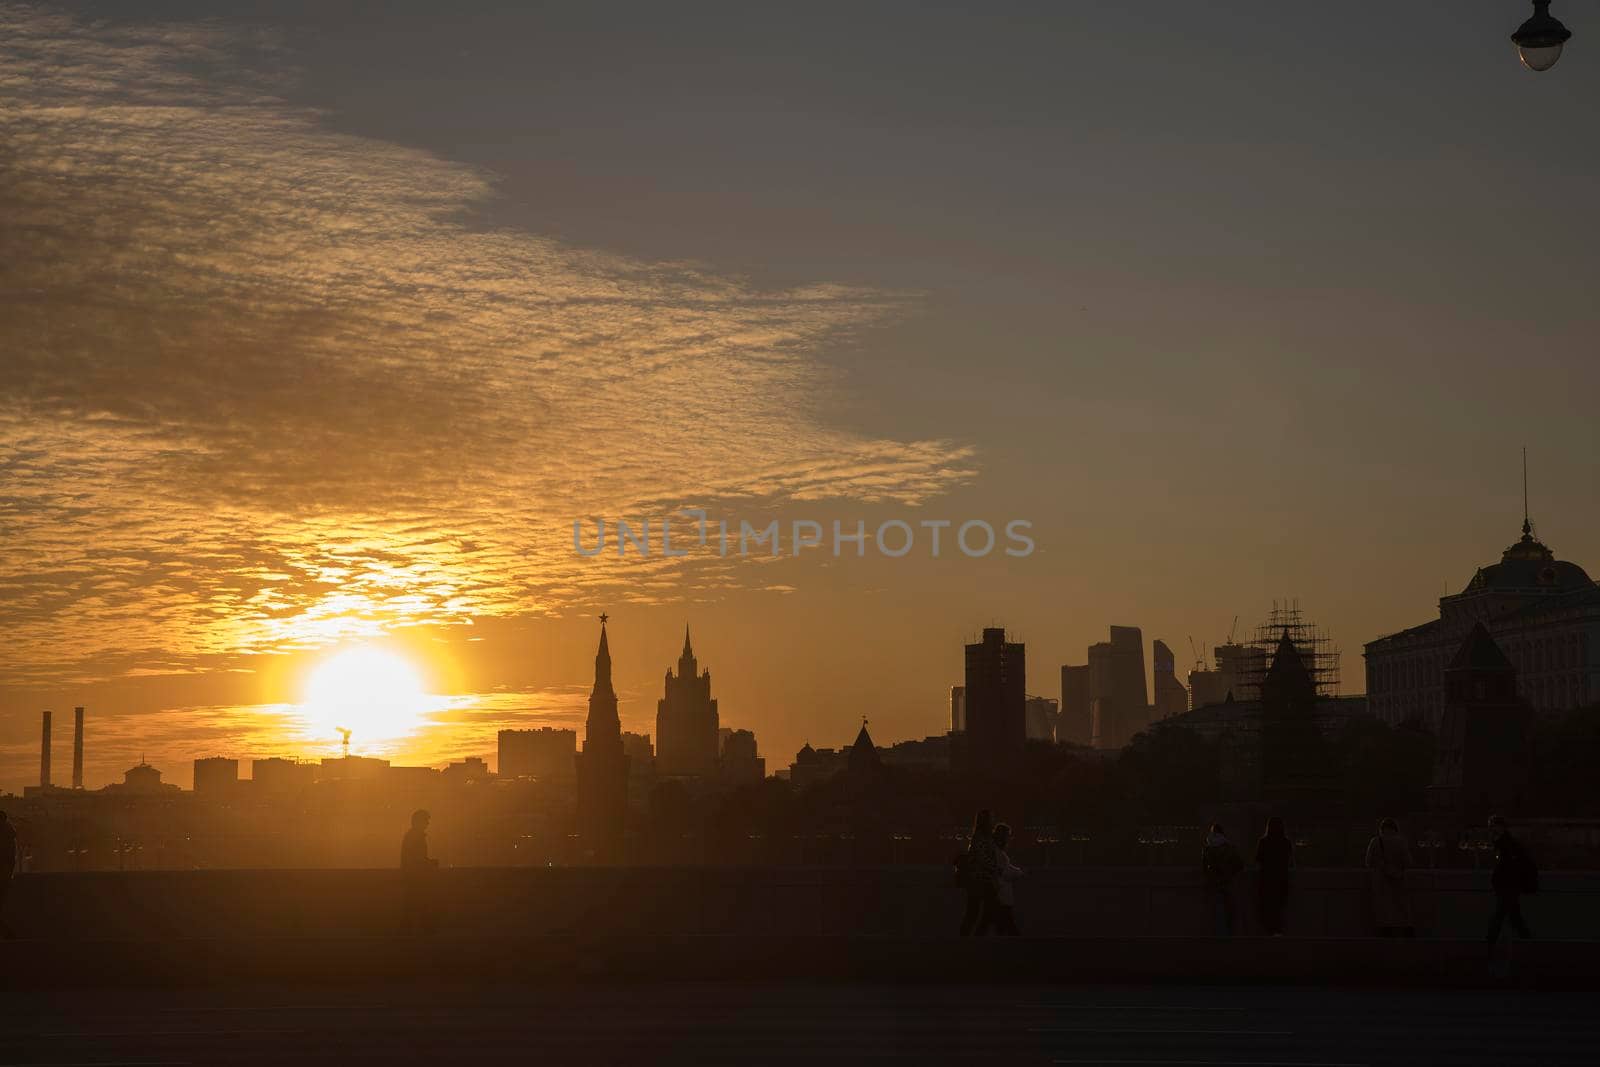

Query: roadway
[[1, 981, 1593, 1066]]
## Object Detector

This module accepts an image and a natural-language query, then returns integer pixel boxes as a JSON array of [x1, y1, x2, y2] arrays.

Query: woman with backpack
[[956, 808, 1000, 936], [1201, 822, 1244, 936]]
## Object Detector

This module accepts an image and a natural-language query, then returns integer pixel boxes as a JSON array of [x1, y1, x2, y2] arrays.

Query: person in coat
[[1201, 823, 1244, 936], [958, 809, 1000, 936], [400, 809, 440, 934], [0, 811, 16, 940], [1364, 817, 1414, 937], [991, 822, 1024, 936], [1487, 814, 1535, 948], [1254, 816, 1293, 936]]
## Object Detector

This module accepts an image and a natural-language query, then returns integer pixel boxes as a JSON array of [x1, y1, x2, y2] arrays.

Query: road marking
[[1025, 1006, 1249, 1012], [1034, 1029, 1294, 1036], [1052, 1060, 1368, 1066], [42, 1028, 304, 1038]]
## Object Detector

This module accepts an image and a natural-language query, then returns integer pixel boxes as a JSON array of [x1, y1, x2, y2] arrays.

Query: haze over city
[[3, 0, 1598, 792]]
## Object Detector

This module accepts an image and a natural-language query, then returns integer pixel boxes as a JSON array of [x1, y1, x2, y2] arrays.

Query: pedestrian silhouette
[[0, 811, 16, 940], [400, 809, 440, 934], [991, 822, 1023, 936], [1365, 818, 1414, 937], [1487, 814, 1536, 951], [1254, 816, 1293, 936], [956, 809, 999, 936], [1201, 822, 1243, 936]]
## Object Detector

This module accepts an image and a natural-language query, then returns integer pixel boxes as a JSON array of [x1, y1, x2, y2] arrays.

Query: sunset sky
[[3, 1, 1598, 791]]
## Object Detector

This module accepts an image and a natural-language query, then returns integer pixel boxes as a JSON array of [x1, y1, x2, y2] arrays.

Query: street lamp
[[1512, 1, 1573, 72]]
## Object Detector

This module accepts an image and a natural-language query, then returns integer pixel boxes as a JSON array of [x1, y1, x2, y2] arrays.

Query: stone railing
[[6, 865, 1600, 941]]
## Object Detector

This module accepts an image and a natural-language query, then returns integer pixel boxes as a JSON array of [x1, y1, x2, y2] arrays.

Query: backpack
[[952, 850, 974, 888], [1221, 843, 1244, 880], [1205, 842, 1242, 882]]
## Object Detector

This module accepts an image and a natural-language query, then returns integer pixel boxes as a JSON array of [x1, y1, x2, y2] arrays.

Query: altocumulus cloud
[[0, 6, 976, 684]]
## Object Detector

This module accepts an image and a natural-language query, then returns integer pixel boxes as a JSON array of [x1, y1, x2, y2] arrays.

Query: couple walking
[[1363, 814, 1536, 946], [956, 809, 1023, 936]]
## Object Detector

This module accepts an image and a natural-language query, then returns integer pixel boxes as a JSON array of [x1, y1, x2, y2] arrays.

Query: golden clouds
[[0, 7, 975, 684]]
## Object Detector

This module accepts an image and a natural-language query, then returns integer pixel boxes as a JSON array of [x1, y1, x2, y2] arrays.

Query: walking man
[[1486, 814, 1535, 951], [0, 810, 18, 939], [1202, 822, 1244, 937], [400, 809, 440, 934]]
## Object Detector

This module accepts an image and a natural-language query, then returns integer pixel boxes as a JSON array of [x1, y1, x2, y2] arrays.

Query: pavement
[[1, 980, 1596, 1066], [1, 934, 1594, 989]]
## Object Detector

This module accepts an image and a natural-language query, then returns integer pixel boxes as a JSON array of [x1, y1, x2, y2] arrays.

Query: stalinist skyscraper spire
[[576, 613, 628, 861], [656, 623, 720, 778]]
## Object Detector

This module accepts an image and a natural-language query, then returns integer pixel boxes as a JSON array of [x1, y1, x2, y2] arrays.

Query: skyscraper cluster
[[1058, 626, 1188, 751], [955, 624, 1196, 768]]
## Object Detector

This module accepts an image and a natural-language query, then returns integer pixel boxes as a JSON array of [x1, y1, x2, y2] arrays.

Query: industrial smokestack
[[40, 710, 52, 788], [72, 706, 85, 790]]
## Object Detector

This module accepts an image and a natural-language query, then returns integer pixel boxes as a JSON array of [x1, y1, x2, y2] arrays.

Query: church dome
[[1462, 523, 1592, 594]]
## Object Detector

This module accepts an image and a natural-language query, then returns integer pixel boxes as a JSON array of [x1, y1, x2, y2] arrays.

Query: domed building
[[1365, 518, 1599, 729]]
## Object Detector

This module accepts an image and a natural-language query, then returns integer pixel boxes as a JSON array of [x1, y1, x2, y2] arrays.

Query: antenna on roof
[[1522, 446, 1533, 537]]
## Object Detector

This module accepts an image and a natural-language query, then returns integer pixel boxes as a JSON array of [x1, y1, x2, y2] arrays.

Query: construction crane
[[1187, 636, 1206, 673], [1226, 615, 1239, 645], [336, 727, 351, 759]]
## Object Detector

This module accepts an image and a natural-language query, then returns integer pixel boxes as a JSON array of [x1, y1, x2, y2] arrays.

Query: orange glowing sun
[[299, 646, 433, 746]]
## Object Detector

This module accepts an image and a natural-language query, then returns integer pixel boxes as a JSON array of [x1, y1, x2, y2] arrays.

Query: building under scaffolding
[[1228, 600, 1342, 703], [1169, 600, 1364, 811]]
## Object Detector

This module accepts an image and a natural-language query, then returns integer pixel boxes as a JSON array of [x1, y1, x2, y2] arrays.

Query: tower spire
[[578, 612, 626, 861], [682, 623, 693, 658], [593, 612, 613, 694], [1522, 446, 1531, 537]]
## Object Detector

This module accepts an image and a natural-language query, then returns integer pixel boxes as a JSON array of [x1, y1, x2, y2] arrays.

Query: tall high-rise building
[[959, 628, 1026, 774], [1087, 642, 1114, 747], [1059, 664, 1091, 745], [1189, 641, 1252, 709], [720, 728, 765, 784], [72, 706, 85, 790], [1152, 640, 1188, 719], [1024, 695, 1059, 742], [656, 625, 720, 777], [498, 727, 577, 780], [193, 756, 239, 796], [1187, 666, 1224, 710], [949, 685, 966, 733], [1088, 625, 1148, 749], [576, 615, 629, 861]]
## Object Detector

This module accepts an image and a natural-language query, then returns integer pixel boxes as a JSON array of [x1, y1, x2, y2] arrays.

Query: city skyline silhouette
[[4, 7, 1600, 1063], [4, 2, 1599, 794]]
